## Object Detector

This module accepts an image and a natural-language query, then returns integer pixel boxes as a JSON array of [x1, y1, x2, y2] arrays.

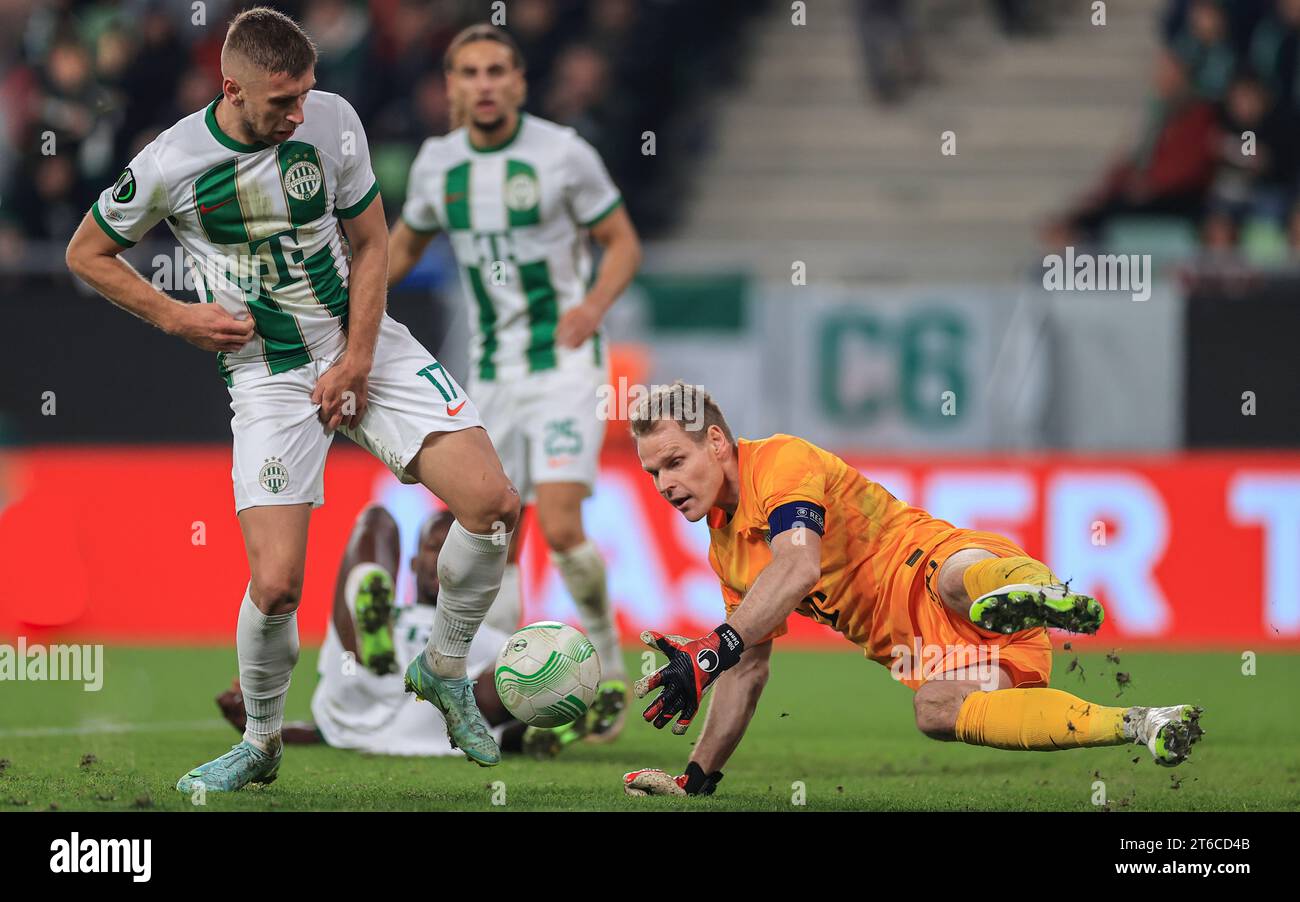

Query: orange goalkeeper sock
[[955, 688, 1127, 750], [962, 556, 1057, 600]]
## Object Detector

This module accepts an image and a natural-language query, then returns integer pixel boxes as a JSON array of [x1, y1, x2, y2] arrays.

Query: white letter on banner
[[1047, 473, 1170, 633]]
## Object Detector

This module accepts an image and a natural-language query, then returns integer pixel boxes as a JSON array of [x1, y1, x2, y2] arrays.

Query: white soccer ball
[[494, 621, 601, 727]]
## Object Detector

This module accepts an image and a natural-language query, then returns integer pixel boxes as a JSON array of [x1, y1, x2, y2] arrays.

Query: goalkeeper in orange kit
[[620, 382, 1203, 797]]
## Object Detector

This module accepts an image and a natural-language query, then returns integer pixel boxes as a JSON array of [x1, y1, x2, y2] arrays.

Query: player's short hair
[[443, 23, 526, 73], [418, 510, 456, 546], [224, 6, 317, 77], [628, 380, 734, 446]]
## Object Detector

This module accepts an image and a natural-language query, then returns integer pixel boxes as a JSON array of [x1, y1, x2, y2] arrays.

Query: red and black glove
[[623, 762, 725, 797], [634, 624, 744, 735]]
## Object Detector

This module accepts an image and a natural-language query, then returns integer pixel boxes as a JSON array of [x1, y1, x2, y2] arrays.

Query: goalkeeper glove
[[623, 762, 725, 797], [634, 624, 744, 735]]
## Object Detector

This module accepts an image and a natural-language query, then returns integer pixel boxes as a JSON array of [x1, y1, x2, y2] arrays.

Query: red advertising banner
[[1, 446, 1298, 647]]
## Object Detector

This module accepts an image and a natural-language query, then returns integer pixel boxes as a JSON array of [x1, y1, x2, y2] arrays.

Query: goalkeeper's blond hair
[[628, 381, 734, 445]]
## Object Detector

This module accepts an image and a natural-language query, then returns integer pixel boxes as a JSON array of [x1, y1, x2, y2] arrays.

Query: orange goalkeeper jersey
[[707, 434, 962, 661]]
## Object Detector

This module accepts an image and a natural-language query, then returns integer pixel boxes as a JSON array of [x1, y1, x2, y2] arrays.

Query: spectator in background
[[3, 152, 83, 245], [1202, 70, 1298, 249], [303, 0, 371, 111], [1246, 0, 1300, 110], [1043, 51, 1218, 248], [989, 0, 1049, 37], [0, 0, 760, 252], [855, 0, 927, 105], [507, 0, 563, 99], [1169, 0, 1237, 102], [542, 43, 609, 144], [586, 0, 637, 59]]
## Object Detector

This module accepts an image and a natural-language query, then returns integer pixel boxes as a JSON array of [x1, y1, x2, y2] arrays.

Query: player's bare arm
[[689, 639, 772, 773], [555, 205, 641, 348], [385, 218, 437, 287], [631, 531, 815, 737], [312, 195, 388, 431], [65, 216, 254, 353], [624, 640, 771, 798], [726, 531, 822, 646]]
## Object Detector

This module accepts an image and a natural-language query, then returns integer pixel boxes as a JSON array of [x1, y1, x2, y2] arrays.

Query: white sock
[[552, 540, 623, 680], [483, 563, 522, 635], [236, 586, 299, 755], [425, 521, 511, 678]]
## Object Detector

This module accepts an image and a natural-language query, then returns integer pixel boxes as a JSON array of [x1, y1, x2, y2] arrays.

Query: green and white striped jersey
[[92, 91, 380, 386], [400, 114, 622, 382]]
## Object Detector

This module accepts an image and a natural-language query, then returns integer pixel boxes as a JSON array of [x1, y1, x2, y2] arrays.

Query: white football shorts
[[229, 314, 483, 512], [469, 360, 607, 503]]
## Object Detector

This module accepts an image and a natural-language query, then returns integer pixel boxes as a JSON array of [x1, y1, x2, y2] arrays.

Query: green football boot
[[968, 582, 1104, 635], [403, 654, 500, 767], [353, 569, 396, 675], [521, 718, 589, 760], [1126, 704, 1205, 767], [583, 679, 628, 744], [175, 740, 281, 793]]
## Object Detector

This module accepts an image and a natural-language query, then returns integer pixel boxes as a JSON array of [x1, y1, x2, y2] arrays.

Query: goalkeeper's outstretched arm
[[690, 640, 772, 775]]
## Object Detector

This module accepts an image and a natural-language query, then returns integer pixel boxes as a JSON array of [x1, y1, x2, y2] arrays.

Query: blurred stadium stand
[[673, 0, 1163, 282], [1, 0, 1298, 452]]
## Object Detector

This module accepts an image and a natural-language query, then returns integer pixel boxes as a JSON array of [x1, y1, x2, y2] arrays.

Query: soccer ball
[[494, 621, 601, 727]]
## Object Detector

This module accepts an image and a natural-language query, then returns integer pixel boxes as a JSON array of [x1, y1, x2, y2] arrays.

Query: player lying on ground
[[214, 506, 616, 757], [386, 24, 641, 738], [65, 7, 519, 790], [621, 383, 1204, 797]]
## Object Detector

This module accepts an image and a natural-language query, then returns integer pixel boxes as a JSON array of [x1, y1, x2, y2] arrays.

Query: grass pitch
[[1, 647, 1296, 811]]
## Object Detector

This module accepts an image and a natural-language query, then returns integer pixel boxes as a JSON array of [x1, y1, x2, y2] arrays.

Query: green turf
[[0, 647, 1296, 811]]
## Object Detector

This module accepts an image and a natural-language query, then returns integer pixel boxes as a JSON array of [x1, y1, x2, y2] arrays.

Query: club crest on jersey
[[283, 160, 322, 202], [504, 172, 540, 211], [258, 457, 289, 494], [111, 168, 136, 204]]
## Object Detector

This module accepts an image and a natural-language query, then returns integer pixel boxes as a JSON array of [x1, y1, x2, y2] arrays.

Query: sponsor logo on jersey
[[284, 160, 323, 202], [258, 457, 289, 494], [504, 172, 539, 211], [446, 399, 467, 417], [111, 168, 136, 204]]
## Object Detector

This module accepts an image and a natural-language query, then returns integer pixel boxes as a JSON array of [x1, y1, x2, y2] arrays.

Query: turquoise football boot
[[403, 654, 500, 767], [175, 740, 281, 793]]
